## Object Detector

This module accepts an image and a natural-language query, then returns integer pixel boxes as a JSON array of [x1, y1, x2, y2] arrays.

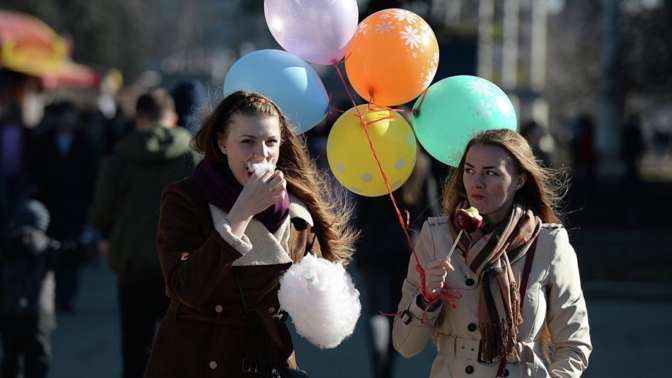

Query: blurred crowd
[[0, 66, 207, 378]]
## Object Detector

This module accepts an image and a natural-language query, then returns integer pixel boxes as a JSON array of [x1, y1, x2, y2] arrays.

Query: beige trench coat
[[393, 217, 592, 378]]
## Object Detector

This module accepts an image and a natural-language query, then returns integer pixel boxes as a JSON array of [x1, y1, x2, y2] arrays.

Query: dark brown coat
[[144, 177, 321, 378]]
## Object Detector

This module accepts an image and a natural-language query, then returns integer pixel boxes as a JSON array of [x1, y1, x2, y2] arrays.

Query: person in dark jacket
[[31, 100, 98, 313], [89, 89, 200, 378], [0, 200, 60, 378], [354, 149, 440, 378], [171, 79, 206, 134], [0, 69, 40, 244]]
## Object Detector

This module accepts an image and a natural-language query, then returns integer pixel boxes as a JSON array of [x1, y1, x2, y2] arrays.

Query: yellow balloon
[[327, 105, 417, 197]]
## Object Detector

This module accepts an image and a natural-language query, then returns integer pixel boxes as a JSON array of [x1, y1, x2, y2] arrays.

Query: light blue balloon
[[223, 49, 329, 134], [412, 75, 517, 167]]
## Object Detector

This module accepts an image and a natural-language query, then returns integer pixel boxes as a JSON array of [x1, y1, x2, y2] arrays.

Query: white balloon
[[264, 0, 359, 65]]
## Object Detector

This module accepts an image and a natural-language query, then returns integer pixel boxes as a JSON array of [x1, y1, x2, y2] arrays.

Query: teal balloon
[[412, 75, 517, 167]]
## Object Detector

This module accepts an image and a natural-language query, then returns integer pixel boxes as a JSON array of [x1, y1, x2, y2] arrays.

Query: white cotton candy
[[246, 161, 274, 177], [278, 254, 361, 349]]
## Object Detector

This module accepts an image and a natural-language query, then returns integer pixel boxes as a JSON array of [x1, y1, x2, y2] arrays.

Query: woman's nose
[[474, 174, 486, 188], [253, 142, 270, 159]]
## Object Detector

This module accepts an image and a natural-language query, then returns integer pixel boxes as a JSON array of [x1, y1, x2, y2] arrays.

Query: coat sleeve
[[392, 221, 443, 358], [545, 228, 592, 378], [157, 185, 247, 307], [89, 156, 123, 238]]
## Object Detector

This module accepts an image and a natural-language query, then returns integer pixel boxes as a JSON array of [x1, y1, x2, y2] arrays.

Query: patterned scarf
[[448, 201, 541, 363], [193, 158, 289, 233]]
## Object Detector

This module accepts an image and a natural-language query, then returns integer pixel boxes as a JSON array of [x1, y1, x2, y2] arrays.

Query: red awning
[[0, 10, 60, 50], [41, 60, 99, 90], [0, 10, 99, 89]]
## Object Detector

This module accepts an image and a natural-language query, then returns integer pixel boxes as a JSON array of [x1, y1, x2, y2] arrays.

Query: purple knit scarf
[[193, 158, 289, 233]]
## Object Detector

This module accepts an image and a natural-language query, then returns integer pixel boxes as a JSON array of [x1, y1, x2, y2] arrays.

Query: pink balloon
[[265, 0, 359, 65]]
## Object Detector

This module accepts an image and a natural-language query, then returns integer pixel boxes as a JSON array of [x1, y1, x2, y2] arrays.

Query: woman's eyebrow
[[240, 134, 280, 139], [465, 162, 497, 170], [464, 161, 497, 169]]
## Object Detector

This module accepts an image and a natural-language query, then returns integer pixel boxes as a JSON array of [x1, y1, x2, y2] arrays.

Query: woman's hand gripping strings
[[427, 258, 454, 296], [416, 257, 461, 311]]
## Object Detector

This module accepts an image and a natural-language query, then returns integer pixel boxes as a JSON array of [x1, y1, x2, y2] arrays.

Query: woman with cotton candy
[[144, 91, 359, 378]]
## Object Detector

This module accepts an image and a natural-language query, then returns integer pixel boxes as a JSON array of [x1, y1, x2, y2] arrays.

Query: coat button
[[209, 361, 218, 370], [214, 305, 223, 313], [467, 323, 477, 332], [268, 306, 276, 314], [465, 278, 475, 286], [465, 365, 474, 374]]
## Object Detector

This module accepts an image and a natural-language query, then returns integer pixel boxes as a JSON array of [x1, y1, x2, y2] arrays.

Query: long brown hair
[[441, 129, 568, 224], [192, 91, 357, 263]]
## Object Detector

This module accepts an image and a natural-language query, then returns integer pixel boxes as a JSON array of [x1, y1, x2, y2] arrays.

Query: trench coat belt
[[435, 334, 535, 376]]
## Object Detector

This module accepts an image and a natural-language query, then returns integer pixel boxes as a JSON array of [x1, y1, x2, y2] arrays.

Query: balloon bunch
[[223, 1, 519, 305], [224, 0, 359, 134], [328, 8, 438, 197]]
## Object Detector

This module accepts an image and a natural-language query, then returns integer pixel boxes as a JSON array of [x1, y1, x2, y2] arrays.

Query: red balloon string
[[363, 114, 394, 127], [368, 101, 405, 115], [412, 88, 429, 117], [332, 63, 440, 305], [327, 93, 347, 114], [333, 62, 360, 117]]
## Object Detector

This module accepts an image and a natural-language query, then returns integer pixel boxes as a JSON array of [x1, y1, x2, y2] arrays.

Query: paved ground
[[48, 262, 672, 378]]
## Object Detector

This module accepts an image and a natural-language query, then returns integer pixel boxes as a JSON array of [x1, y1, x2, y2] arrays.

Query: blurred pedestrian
[[0, 69, 41, 243], [570, 113, 597, 194], [144, 91, 357, 378], [171, 79, 206, 134], [305, 119, 331, 172], [90, 89, 199, 378], [31, 100, 98, 313], [393, 129, 592, 378], [355, 148, 439, 378], [0, 200, 62, 378], [621, 113, 644, 183], [520, 120, 557, 168]]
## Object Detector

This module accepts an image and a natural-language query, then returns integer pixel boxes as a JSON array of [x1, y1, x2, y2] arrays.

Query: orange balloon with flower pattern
[[345, 8, 439, 106]]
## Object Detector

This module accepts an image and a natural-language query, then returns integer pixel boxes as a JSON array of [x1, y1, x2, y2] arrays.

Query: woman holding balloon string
[[392, 129, 592, 378], [143, 91, 357, 378]]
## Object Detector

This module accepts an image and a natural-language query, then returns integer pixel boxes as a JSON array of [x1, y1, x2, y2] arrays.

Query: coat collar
[[288, 194, 313, 227], [209, 204, 292, 266]]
